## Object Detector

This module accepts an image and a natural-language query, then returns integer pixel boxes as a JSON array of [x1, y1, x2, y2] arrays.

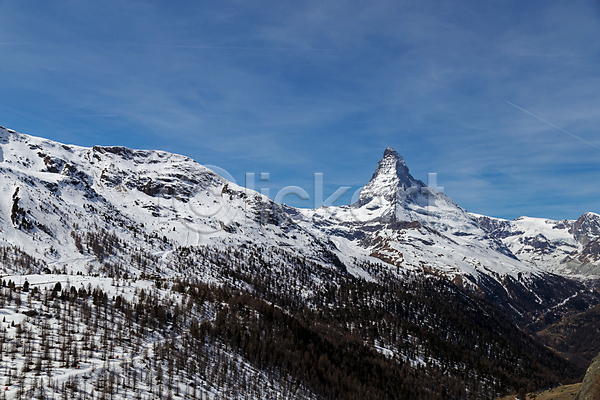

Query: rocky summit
[[0, 125, 599, 399]]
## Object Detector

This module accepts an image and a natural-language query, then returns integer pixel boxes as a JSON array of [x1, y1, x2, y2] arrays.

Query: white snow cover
[[1, 126, 599, 399], [470, 212, 600, 275], [0, 125, 598, 286], [0, 126, 340, 279], [300, 147, 543, 280]]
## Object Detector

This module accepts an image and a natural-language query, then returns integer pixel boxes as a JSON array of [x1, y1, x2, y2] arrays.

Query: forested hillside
[[0, 127, 596, 399], [0, 262, 583, 399]]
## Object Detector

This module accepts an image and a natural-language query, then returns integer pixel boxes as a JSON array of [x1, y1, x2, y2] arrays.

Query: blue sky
[[1, 0, 600, 220]]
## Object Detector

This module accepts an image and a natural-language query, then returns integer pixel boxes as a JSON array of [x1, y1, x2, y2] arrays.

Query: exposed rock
[[357, 147, 425, 207], [572, 213, 600, 246], [577, 351, 600, 400]]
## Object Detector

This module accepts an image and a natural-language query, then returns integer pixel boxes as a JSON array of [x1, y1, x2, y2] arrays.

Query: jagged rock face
[[473, 212, 600, 276], [474, 216, 521, 239], [0, 127, 598, 327], [563, 238, 600, 275], [572, 213, 600, 246], [577, 352, 600, 400], [299, 148, 598, 325], [560, 215, 600, 275], [0, 127, 345, 279], [577, 239, 600, 263], [357, 147, 424, 207]]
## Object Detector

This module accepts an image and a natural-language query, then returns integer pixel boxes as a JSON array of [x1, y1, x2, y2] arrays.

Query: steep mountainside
[[537, 301, 600, 369], [0, 125, 598, 398], [0, 126, 345, 284], [473, 212, 600, 276], [299, 148, 600, 326], [0, 126, 598, 327]]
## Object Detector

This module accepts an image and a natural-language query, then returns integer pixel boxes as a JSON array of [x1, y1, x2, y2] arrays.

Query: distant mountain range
[[1, 124, 600, 398], [0, 125, 598, 326]]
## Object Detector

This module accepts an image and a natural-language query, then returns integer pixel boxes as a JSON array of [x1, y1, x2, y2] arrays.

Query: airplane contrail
[[116, 43, 337, 52], [507, 101, 599, 149]]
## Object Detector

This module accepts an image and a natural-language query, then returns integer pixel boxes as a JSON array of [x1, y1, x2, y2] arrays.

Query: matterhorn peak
[[382, 146, 408, 167], [357, 148, 424, 207], [383, 146, 400, 157], [378, 147, 416, 184]]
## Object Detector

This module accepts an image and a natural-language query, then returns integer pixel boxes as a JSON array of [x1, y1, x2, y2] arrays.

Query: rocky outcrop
[[577, 351, 600, 400], [356, 147, 425, 207], [572, 213, 600, 246]]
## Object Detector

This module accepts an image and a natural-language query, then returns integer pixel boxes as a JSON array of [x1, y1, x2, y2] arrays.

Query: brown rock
[[577, 351, 600, 400]]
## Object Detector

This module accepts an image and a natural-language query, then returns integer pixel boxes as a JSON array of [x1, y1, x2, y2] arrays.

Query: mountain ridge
[[0, 125, 599, 398], [0, 125, 598, 327]]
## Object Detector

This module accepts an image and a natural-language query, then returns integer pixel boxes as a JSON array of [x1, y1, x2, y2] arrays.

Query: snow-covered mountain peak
[[299, 147, 532, 281], [572, 212, 600, 246], [374, 147, 417, 187], [357, 147, 424, 207], [352, 148, 472, 228], [382, 146, 404, 161]]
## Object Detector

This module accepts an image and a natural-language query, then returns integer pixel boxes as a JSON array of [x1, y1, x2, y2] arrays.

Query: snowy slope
[[0, 126, 344, 283], [299, 148, 539, 281], [472, 212, 600, 275], [472, 215, 578, 268], [0, 125, 598, 327], [0, 126, 599, 398]]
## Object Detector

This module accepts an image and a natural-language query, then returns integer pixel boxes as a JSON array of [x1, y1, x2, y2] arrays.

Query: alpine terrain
[[0, 125, 598, 399]]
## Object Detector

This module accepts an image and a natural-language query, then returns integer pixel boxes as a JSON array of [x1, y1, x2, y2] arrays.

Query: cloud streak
[[506, 101, 599, 149]]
